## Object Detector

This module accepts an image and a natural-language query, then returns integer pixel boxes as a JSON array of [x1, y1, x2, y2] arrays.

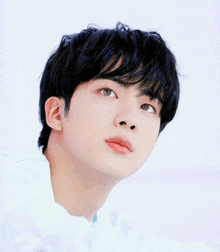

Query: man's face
[[61, 79, 161, 180]]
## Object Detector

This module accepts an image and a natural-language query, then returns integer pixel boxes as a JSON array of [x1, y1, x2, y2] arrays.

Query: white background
[[0, 0, 220, 250]]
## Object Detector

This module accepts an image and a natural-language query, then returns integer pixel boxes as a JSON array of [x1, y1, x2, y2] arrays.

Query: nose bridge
[[114, 96, 137, 129], [117, 100, 136, 117]]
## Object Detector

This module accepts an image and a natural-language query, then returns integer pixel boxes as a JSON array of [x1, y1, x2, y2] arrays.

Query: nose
[[119, 121, 136, 130], [113, 94, 138, 131], [114, 105, 137, 131]]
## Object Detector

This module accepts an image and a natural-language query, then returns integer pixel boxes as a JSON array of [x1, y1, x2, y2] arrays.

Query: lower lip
[[106, 142, 131, 154]]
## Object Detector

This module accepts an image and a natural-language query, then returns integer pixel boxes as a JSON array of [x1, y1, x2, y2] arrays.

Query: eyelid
[[141, 103, 157, 114], [99, 87, 117, 98], [98, 88, 158, 114], [150, 104, 156, 113]]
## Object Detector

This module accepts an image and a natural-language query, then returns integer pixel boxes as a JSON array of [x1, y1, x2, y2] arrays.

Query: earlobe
[[45, 97, 64, 131]]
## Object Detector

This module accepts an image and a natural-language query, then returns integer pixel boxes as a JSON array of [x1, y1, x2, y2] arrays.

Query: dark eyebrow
[[137, 88, 162, 104]]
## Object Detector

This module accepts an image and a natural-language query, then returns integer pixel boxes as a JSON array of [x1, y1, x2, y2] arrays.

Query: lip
[[105, 136, 133, 153]]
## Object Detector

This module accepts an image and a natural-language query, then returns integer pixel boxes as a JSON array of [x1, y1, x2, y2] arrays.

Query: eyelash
[[99, 88, 156, 114], [141, 104, 156, 114], [100, 88, 117, 97]]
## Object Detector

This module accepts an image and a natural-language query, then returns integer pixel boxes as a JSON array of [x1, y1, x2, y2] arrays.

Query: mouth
[[105, 136, 133, 154]]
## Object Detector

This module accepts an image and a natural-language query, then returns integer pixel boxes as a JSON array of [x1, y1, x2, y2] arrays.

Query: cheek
[[62, 105, 89, 150], [139, 119, 160, 157], [63, 102, 111, 150]]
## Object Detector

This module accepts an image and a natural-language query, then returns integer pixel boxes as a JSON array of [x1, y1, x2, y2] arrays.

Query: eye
[[141, 104, 156, 114], [100, 88, 117, 97]]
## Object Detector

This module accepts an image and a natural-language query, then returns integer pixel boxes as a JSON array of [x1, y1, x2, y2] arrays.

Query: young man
[[38, 23, 179, 223], [0, 23, 186, 251]]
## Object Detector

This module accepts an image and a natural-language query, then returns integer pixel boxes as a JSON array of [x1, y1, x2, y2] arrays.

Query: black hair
[[38, 22, 180, 153]]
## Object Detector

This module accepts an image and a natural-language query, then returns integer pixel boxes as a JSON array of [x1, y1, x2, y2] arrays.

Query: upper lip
[[105, 136, 133, 152]]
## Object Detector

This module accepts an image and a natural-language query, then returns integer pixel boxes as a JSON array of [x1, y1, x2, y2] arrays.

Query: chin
[[100, 164, 139, 181]]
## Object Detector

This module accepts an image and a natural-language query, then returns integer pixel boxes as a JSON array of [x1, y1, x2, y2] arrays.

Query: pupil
[[104, 89, 111, 95]]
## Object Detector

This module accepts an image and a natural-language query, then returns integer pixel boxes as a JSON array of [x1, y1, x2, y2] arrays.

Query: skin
[[44, 78, 162, 222]]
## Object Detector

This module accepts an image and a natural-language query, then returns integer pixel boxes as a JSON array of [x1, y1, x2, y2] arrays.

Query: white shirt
[[0, 152, 217, 251]]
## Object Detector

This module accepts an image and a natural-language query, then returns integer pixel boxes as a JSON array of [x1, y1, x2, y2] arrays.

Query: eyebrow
[[137, 88, 162, 104]]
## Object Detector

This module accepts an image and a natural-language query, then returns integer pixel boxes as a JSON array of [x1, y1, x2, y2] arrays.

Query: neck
[[44, 133, 119, 222]]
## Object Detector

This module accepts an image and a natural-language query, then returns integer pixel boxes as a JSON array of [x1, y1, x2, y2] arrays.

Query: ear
[[45, 97, 65, 131]]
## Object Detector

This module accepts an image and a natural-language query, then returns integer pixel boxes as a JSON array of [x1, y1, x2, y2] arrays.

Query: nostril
[[119, 121, 126, 125]]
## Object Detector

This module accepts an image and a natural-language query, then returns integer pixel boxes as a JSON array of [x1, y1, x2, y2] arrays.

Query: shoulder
[[94, 204, 218, 252], [137, 235, 218, 252], [0, 151, 52, 216], [0, 153, 51, 203], [0, 153, 51, 249], [0, 152, 92, 251]]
